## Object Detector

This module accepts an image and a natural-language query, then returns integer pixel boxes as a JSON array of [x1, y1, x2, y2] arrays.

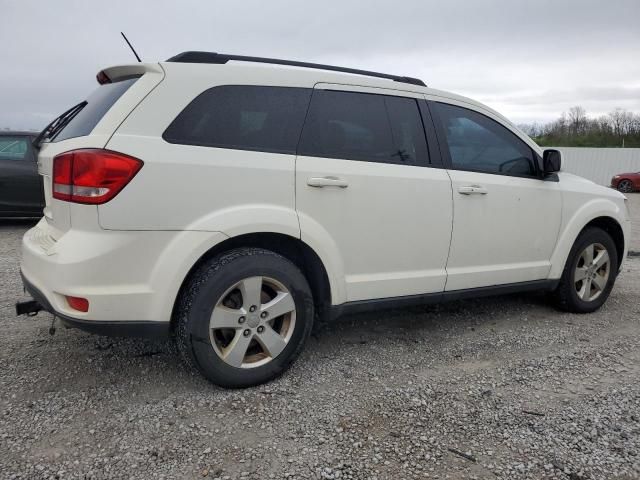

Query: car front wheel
[[175, 248, 314, 388], [553, 227, 618, 313]]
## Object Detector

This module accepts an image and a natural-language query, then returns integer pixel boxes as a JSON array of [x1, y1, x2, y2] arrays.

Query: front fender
[[549, 197, 628, 279]]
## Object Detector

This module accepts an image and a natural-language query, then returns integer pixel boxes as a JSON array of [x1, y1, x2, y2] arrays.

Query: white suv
[[19, 52, 631, 387]]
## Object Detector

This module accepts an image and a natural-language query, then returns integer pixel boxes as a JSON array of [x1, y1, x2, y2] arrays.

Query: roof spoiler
[[96, 63, 163, 85]]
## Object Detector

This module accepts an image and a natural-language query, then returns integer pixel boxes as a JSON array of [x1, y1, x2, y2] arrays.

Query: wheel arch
[[549, 208, 627, 279], [170, 232, 333, 331], [582, 216, 625, 270]]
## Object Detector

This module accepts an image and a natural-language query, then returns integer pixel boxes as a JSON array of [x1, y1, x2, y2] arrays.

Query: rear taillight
[[52, 149, 143, 204]]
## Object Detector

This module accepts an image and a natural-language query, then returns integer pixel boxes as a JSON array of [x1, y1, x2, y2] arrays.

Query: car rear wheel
[[175, 248, 314, 388], [617, 179, 634, 193], [553, 227, 618, 313]]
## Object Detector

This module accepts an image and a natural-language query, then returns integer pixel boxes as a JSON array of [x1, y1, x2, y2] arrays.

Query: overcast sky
[[2, 0, 639, 130]]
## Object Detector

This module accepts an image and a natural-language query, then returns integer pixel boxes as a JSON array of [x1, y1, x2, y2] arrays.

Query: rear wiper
[[32, 101, 87, 150], [48, 101, 89, 142]]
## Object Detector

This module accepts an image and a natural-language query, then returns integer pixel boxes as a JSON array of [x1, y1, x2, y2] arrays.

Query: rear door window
[[297, 90, 428, 165], [53, 77, 140, 142], [163, 86, 312, 154]]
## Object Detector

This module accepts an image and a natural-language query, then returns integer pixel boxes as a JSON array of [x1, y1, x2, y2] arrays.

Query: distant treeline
[[518, 107, 640, 148]]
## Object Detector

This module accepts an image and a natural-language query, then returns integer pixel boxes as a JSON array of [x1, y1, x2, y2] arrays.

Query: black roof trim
[[166, 51, 426, 87]]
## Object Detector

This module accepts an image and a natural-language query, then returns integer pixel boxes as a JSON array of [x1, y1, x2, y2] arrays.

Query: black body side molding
[[330, 279, 559, 319]]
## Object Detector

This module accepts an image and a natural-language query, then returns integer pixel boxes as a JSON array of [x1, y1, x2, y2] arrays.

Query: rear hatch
[[37, 63, 164, 239]]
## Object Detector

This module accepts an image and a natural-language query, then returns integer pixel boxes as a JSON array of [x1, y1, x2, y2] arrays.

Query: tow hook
[[15, 300, 42, 317], [16, 300, 57, 335]]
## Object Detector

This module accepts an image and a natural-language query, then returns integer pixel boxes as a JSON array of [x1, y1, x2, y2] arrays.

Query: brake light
[[52, 149, 143, 204]]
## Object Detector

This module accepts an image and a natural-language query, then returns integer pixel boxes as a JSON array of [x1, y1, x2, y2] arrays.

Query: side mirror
[[543, 149, 561, 173]]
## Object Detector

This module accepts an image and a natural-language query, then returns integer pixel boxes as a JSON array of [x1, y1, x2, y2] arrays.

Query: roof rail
[[166, 51, 427, 87]]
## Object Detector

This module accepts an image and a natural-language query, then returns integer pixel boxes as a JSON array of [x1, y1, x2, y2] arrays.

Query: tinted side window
[[163, 86, 312, 155], [298, 90, 428, 165], [434, 103, 536, 176], [0, 137, 30, 161], [54, 77, 140, 142]]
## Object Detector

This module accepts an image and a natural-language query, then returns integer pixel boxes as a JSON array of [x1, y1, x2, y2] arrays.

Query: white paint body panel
[[22, 218, 228, 322], [20, 60, 631, 328], [445, 170, 562, 290], [296, 156, 453, 303], [549, 172, 630, 278], [100, 136, 299, 234]]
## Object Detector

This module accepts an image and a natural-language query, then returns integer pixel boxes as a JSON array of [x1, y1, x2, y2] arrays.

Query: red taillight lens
[[52, 149, 143, 204], [66, 296, 89, 312], [52, 152, 74, 201]]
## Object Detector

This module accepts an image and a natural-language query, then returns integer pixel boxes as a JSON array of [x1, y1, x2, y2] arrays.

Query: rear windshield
[[53, 77, 139, 142]]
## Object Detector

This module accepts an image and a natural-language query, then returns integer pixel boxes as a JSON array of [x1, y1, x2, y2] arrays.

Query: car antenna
[[120, 32, 142, 62]]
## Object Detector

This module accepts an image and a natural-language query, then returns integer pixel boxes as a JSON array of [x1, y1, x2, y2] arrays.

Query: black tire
[[174, 248, 314, 388], [553, 227, 618, 313], [617, 180, 634, 193]]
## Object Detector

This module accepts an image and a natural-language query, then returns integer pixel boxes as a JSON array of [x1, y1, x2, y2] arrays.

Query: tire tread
[[552, 227, 618, 313], [174, 247, 313, 387]]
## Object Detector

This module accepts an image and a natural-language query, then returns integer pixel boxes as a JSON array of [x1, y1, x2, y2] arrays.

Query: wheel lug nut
[[260, 311, 268, 319], [249, 305, 257, 312], [257, 326, 265, 333], [238, 316, 246, 324], [243, 329, 251, 337]]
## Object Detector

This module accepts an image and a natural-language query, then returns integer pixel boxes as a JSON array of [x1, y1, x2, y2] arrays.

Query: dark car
[[0, 131, 44, 218], [611, 171, 640, 193]]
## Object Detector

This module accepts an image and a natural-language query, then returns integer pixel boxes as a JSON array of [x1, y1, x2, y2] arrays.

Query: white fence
[[553, 147, 640, 186]]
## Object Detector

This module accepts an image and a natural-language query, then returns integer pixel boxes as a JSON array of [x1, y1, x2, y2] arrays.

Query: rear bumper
[[21, 271, 170, 338], [20, 218, 227, 332]]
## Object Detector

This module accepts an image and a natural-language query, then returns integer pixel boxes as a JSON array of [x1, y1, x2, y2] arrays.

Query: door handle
[[458, 185, 488, 195], [307, 176, 349, 188]]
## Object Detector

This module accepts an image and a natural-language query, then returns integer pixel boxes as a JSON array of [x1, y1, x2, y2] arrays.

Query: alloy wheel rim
[[209, 276, 296, 369], [574, 242, 610, 302], [619, 180, 633, 193]]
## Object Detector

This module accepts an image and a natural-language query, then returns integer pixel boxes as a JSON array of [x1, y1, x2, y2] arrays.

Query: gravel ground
[[1, 219, 639, 480]]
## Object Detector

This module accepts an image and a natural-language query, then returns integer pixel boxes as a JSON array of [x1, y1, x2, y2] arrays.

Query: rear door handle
[[458, 185, 488, 195], [307, 176, 349, 188]]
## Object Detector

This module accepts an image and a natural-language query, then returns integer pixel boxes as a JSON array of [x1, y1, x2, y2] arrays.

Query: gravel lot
[[1, 201, 639, 480]]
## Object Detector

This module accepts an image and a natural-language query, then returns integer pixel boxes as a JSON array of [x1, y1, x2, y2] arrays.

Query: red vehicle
[[611, 172, 640, 193]]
